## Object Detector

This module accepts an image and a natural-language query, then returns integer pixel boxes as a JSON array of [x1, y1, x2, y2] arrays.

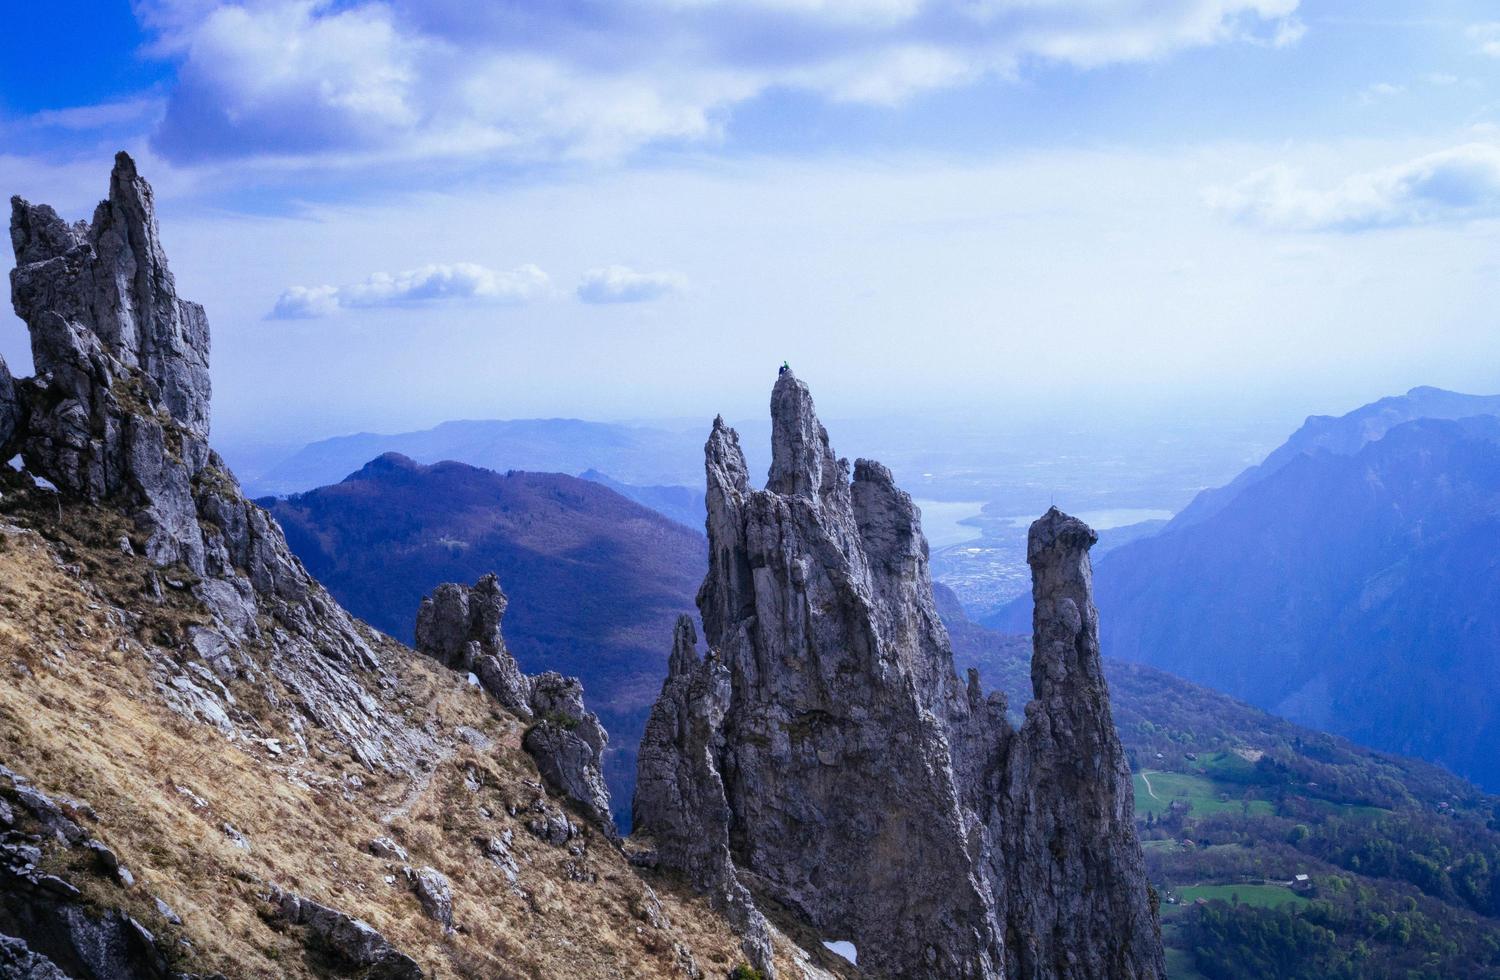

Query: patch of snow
[[823, 939, 857, 965]]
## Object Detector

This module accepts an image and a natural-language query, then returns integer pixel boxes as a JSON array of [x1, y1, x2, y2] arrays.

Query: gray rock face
[[994, 509, 1162, 978], [634, 616, 775, 976], [0, 932, 71, 980], [0, 356, 23, 460], [523, 672, 614, 835], [7, 154, 433, 777], [414, 574, 532, 718], [268, 886, 423, 979], [0, 769, 171, 980], [415, 575, 614, 837], [634, 371, 1163, 979], [404, 866, 453, 928], [10, 153, 209, 570]]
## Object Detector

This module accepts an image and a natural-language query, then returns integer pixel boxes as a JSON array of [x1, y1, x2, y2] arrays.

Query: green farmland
[[1133, 770, 1275, 819]]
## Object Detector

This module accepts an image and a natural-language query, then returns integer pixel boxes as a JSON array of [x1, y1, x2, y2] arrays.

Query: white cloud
[[576, 266, 688, 304], [269, 284, 342, 319], [269, 262, 551, 318], [1207, 142, 1500, 231], [138, 0, 1303, 165], [1469, 22, 1500, 58], [1358, 81, 1404, 104]]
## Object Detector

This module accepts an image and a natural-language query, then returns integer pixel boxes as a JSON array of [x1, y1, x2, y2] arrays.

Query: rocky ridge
[[7, 152, 425, 775], [634, 372, 1164, 978], [0, 154, 808, 978]]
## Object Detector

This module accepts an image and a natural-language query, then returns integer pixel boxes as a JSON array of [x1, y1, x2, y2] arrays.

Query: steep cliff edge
[[635, 371, 1163, 979], [0, 154, 817, 978]]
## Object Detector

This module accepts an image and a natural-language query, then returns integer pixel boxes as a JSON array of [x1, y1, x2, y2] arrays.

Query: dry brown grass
[[0, 495, 810, 979]]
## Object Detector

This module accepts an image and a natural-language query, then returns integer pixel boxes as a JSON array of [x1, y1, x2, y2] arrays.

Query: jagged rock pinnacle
[[6, 153, 425, 772], [767, 369, 847, 500], [9, 150, 212, 567], [636, 376, 1165, 979]]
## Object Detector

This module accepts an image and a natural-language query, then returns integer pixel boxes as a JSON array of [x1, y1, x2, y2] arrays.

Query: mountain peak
[[345, 451, 425, 481], [767, 370, 846, 499], [1028, 505, 1099, 563]]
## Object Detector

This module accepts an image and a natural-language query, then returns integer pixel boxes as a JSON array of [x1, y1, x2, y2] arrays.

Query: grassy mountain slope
[[0, 470, 801, 979]]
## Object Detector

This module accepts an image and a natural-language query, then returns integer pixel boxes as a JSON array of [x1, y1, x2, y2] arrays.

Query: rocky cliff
[[634, 372, 1163, 978], [0, 154, 825, 978]]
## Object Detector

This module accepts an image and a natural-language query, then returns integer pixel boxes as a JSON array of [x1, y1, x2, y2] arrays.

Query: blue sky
[[3, 1, 1500, 445]]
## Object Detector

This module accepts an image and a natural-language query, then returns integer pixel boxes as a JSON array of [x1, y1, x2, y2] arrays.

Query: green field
[[1303, 797, 1390, 821], [1164, 943, 1210, 980], [1134, 770, 1275, 819], [1176, 883, 1310, 910]]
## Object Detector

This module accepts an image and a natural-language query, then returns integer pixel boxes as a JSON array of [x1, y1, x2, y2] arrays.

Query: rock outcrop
[[7, 152, 429, 776], [634, 370, 1163, 978], [267, 887, 423, 979], [635, 616, 775, 974], [415, 574, 615, 837], [414, 574, 533, 718], [0, 767, 172, 980]]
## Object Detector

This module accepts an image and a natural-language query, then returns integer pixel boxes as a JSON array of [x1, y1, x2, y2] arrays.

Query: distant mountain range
[[989, 386, 1500, 791], [578, 468, 704, 531], [260, 453, 707, 822], [1169, 385, 1500, 530], [245, 418, 720, 497]]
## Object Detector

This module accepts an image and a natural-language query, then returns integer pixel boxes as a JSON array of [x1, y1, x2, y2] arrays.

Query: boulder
[[404, 866, 453, 928]]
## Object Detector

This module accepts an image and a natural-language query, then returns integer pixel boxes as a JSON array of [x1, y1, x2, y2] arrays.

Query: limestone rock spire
[[9, 151, 211, 567], [996, 506, 1165, 979], [416, 574, 616, 838], [767, 368, 847, 501], [5, 151, 443, 774], [636, 374, 1165, 980]]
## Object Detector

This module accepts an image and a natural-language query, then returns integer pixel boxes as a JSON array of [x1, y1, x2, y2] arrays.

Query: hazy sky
[[3, 1, 1499, 444]]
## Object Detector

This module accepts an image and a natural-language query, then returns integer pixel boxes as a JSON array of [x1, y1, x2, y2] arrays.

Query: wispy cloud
[[134, 0, 1303, 166], [269, 262, 550, 319], [29, 98, 164, 131], [1358, 81, 1404, 104], [576, 266, 688, 304], [1207, 142, 1500, 231], [1468, 22, 1500, 58]]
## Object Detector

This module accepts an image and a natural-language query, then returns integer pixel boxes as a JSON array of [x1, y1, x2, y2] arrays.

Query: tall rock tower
[[635, 370, 1163, 979]]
